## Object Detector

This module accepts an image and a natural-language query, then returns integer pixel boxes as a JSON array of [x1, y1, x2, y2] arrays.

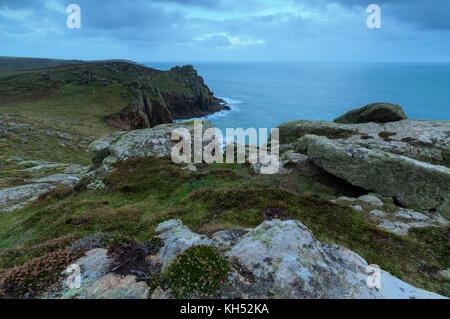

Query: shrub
[[0, 249, 83, 298], [0, 234, 81, 269], [36, 185, 73, 202], [105, 157, 192, 194], [165, 245, 230, 298]]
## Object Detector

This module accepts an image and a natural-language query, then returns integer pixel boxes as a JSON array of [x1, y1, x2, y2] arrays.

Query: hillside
[[0, 57, 86, 72], [0, 60, 229, 137]]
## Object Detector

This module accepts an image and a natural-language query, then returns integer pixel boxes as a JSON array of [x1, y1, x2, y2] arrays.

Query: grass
[[0, 61, 196, 140], [0, 81, 130, 138], [0, 156, 448, 297], [165, 245, 230, 297]]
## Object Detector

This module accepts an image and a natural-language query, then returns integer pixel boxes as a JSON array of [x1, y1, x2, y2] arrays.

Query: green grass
[[165, 245, 230, 297], [0, 156, 448, 297], [0, 81, 130, 138]]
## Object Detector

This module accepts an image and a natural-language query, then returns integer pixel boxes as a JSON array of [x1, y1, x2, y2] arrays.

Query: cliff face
[[162, 65, 229, 119], [99, 62, 229, 130], [0, 59, 229, 132], [105, 82, 174, 131]]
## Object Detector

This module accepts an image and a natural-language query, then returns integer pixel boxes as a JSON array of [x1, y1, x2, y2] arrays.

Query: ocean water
[[143, 62, 450, 135]]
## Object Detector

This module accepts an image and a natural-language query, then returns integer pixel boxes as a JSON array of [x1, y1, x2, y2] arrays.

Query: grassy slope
[[0, 67, 131, 137], [0, 157, 448, 297], [0, 57, 85, 72], [0, 62, 187, 179]]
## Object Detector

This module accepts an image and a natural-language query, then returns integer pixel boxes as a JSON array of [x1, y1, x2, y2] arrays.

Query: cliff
[[101, 62, 230, 130], [0, 59, 229, 132]]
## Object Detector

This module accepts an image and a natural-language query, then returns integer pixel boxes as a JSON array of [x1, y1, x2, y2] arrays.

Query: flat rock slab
[[56, 220, 446, 299], [59, 249, 149, 299], [224, 220, 445, 299], [298, 134, 450, 212], [287, 119, 450, 167], [32, 174, 80, 187], [0, 183, 56, 213], [19, 161, 67, 172], [154, 219, 211, 271], [88, 121, 214, 166]]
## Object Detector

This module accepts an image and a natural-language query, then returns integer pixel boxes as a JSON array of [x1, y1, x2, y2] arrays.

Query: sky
[[1, 0, 449, 62]]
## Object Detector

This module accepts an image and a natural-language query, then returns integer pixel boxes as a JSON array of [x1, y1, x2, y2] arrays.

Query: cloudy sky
[[1, 0, 449, 62]]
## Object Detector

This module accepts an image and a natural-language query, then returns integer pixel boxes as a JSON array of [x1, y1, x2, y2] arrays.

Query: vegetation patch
[[261, 207, 288, 221], [107, 238, 163, 283], [0, 155, 448, 297], [359, 134, 374, 140], [165, 245, 230, 298], [184, 187, 450, 296], [0, 249, 83, 299], [105, 157, 192, 194], [0, 234, 80, 269], [378, 131, 397, 142]]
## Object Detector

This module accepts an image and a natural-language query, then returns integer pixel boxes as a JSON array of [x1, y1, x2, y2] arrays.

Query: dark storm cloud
[[75, 0, 179, 29], [1, 0, 449, 61], [0, 0, 43, 9], [305, 0, 450, 30], [152, 0, 223, 9]]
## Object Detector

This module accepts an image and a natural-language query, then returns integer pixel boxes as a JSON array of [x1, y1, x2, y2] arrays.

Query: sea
[[143, 62, 450, 138]]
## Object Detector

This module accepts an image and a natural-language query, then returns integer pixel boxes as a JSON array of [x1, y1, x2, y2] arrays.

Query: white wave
[[174, 97, 243, 123], [219, 97, 243, 105]]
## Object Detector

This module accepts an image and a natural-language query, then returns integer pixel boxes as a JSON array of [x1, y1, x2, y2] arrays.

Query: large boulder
[[88, 132, 126, 164], [88, 121, 214, 166], [277, 120, 358, 144], [58, 249, 149, 299], [279, 119, 450, 167], [334, 102, 407, 124], [154, 219, 211, 271], [345, 120, 450, 167], [297, 134, 450, 212], [0, 183, 56, 213], [222, 220, 444, 299], [32, 174, 80, 187]]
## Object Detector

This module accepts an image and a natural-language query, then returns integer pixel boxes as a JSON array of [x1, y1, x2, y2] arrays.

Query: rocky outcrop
[[0, 183, 56, 213], [279, 119, 449, 167], [348, 120, 450, 167], [0, 157, 90, 213], [154, 220, 211, 271], [97, 62, 229, 130], [222, 220, 444, 299], [161, 65, 230, 119], [88, 121, 214, 167], [84, 121, 215, 190], [144, 219, 445, 299], [58, 249, 149, 299], [278, 120, 358, 144], [297, 134, 450, 212], [105, 84, 173, 131], [58, 219, 446, 299], [334, 102, 407, 124]]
